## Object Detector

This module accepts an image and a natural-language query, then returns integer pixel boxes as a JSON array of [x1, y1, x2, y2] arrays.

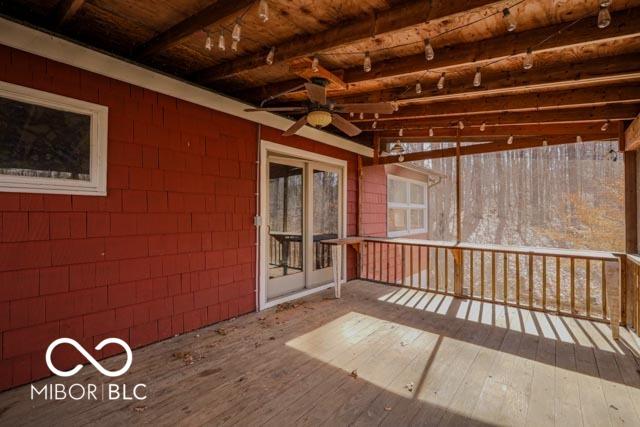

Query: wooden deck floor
[[1, 280, 640, 426]]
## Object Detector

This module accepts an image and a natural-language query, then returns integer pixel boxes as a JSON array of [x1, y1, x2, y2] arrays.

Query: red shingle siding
[[361, 165, 387, 237], [0, 45, 358, 390]]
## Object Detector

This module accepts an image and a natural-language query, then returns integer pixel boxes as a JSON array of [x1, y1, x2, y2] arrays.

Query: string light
[[259, 0, 269, 23], [542, 140, 548, 146], [458, 120, 464, 130], [601, 120, 610, 131], [523, 47, 533, 70], [218, 29, 226, 51], [350, 112, 354, 118], [392, 102, 399, 112], [507, 135, 514, 144], [415, 81, 422, 94], [437, 73, 445, 90], [205, 32, 212, 51], [473, 67, 482, 87], [399, 154, 405, 162], [311, 56, 319, 72], [576, 135, 583, 143], [374, 112, 379, 119], [363, 51, 372, 73], [429, 127, 434, 136], [372, 121, 377, 129], [480, 122, 486, 131], [399, 128, 404, 137], [600, 0, 611, 5], [598, 5, 611, 28], [503, 8, 517, 32], [266, 46, 275, 65], [231, 40, 239, 51], [359, 112, 364, 120], [232, 18, 242, 42], [424, 38, 434, 61]]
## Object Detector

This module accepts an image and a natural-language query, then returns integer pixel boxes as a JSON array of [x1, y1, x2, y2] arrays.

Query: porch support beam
[[379, 134, 604, 164], [624, 116, 640, 151], [135, 0, 255, 58], [193, 0, 498, 82]]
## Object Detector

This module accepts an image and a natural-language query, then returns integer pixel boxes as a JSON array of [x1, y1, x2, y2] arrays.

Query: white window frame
[[0, 81, 108, 196], [387, 175, 428, 237]]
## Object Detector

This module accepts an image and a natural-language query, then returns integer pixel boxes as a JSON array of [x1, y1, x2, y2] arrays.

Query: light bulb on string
[[265, 47, 275, 65], [232, 18, 242, 42], [576, 135, 583, 143], [424, 38, 434, 61], [473, 67, 482, 87], [359, 112, 364, 120], [437, 73, 445, 90], [428, 127, 434, 137], [600, 0, 611, 6], [507, 135, 514, 144], [601, 120, 610, 131], [399, 128, 404, 137], [374, 112, 379, 120], [598, 5, 611, 28], [480, 122, 486, 132], [502, 8, 517, 32], [458, 120, 464, 130], [392, 102, 399, 112], [415, 81, 422, 94], [523, 47, 533, 70], [311, 56, 319, 72], [259, 0, 269, 22], [231, 40, 239, 51], [398, 154, 405, 162], [543, 140, 548, 146], [350, 112, 354, 118], [217, 29, 226, 51], [205, 32, 212, 51], [363, 51, 372, 73], [372, 121, 377, 129]]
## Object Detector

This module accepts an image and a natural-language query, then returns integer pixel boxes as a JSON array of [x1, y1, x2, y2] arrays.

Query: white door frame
[[258, 140, 347, 310]]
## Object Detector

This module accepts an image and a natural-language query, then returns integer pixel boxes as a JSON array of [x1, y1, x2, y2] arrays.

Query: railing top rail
[[361, 237, 619, 261], [627, 253, 640, 266]]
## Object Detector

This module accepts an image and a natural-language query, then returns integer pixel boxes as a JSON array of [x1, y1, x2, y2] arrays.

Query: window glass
[[388, 179, 407, 203], [410, 209, 424, 229], [410, 183, 424, 204], [387, 176, 428, 236], [388, 208, 407, 232]]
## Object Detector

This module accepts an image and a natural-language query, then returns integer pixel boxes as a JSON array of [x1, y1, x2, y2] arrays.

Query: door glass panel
[[313, 169, 339, 271], [268, 163, 303, 279]]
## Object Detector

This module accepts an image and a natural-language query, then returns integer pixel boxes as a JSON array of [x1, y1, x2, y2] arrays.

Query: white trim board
[[0, 17, 372, 157]]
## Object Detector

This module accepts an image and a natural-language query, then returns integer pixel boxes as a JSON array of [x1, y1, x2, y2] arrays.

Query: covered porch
[[1, 280, 638, 426]]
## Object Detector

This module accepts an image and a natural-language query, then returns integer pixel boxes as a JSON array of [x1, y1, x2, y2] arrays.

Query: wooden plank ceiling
[[2, 0, 640, 162]]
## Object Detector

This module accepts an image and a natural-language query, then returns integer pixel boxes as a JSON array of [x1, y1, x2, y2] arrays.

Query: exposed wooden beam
[[192, 0, 499, 82], [361, 105, 640, 131], [379, 134, 610, 164], [248, 7, 640, 97], [359, 85, 640, 122], [53, 0, 85, 27], [378, 123, 618, 139], [333, 53, 640, 105], [135, 0, 255, 58], [625, 115, 640, 151]]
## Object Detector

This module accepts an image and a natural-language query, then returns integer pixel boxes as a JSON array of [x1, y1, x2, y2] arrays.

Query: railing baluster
[[528, 254, 534, 308], [570, 257, 576, 314], [435, 248, 440, 292], [586, 259, 591, 317], [556, 257, 561, 312], [426, 246, 431, 290], [410, 245, 414, 288], [445, 249, 449, 293], [480, 251, 485, 300], [542, 256, 547, 311], [602, 259, 607, 319], [401, 245, 406, 287], [491, 251, 496, 302], [503, 252, 508, 303], [378, 242, 383, 282], [470, 250, 474, 297], [418, 246, 422, 289], [386, 243, 390, 284], [516, 254, 521, 305]]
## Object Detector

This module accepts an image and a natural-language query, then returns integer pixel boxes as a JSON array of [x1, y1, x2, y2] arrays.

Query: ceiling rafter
[[135, 0, 256, 58], [52, 0, 85, 28], [192, 0, 501, 83]]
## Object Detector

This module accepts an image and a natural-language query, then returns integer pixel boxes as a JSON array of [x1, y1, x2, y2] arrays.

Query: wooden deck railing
[[626, 254, 640, 337], [359, 238, 623, 330]]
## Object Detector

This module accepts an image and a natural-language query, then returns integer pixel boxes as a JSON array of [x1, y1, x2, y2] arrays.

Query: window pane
[[388, 179, 407, 203], [0, 98, 91, 181], [410, 209, 424, 229], [388, 208, 407, 232], [410, 183, 424, 204], [313, 169, 339, 270]]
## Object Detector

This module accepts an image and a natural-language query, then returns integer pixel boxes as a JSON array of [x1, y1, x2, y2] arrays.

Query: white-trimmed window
[[0, 81, 108, 196], [387, 175, 428, 237]]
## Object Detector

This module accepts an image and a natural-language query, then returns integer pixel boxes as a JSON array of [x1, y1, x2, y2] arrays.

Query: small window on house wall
[[387, 176, 428, 237], [0, 81, 107, 195]]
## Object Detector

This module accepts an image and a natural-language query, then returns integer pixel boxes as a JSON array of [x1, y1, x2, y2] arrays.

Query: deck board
[[0, 280, 639, 427]]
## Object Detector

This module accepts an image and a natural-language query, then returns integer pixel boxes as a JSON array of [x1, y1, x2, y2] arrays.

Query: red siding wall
[[0, 45, 358, 391], [361, 165, 387, 237]]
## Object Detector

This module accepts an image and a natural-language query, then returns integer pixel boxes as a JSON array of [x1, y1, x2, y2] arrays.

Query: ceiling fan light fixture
[[307, 110, 332, 128]]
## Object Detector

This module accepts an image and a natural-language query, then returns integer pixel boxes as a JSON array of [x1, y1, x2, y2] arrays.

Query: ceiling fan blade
[[336, 102, 396, 114], [244, 107, 308, 113], [331, 113, 362, 137], [305, 83, 327, 105], [283, 115, 308, 136]]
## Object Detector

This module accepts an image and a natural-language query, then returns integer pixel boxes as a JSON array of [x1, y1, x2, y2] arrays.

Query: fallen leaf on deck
[[405, 382, 414, 392], [350, 369, 358, 379], [216, 328, 227, 336]]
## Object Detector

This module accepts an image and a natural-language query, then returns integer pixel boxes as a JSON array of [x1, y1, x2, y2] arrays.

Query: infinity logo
[[45, 338, 133, 378]]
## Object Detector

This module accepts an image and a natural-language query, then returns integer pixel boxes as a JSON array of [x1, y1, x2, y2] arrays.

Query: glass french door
[[266, 156, 342, 301]]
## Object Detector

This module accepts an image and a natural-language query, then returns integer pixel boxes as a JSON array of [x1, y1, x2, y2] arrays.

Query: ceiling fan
[[244, 77, 395, 137]]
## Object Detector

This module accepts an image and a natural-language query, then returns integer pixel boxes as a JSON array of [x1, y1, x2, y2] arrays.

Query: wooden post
[[623, 121, 637, 326], [455, 133, 462, 243], [373, 134, 381, 165]]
